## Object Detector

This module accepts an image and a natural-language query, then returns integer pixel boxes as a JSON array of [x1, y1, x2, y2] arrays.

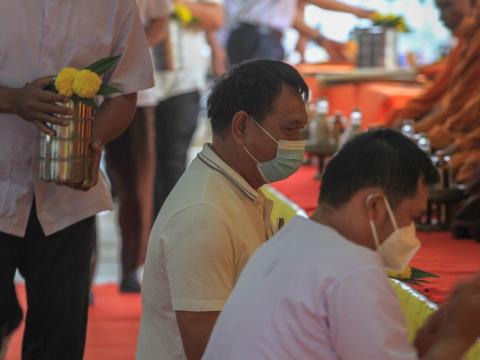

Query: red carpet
[[4, 284, 141, 360], [271, 164, 480, 304]]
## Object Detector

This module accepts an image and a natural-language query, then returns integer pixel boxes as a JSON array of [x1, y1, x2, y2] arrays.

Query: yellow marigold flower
[[388, 267, 412, 280], [72, 69, 102, 99], [174, 3, 193, 25], [55, 67, 79, 97], [371, 12, 382, 22]]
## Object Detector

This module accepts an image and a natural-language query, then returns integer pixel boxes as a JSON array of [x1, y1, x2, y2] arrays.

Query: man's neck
[[210, 141, 264, 190]]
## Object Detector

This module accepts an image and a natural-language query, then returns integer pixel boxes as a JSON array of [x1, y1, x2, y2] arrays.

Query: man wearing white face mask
[[204, 129, 480, 360], [137, 59, 309, 360]]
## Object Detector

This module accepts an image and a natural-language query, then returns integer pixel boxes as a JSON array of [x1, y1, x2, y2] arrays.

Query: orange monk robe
[[414, 26, 480, 134], [391, 15, 479, 125]]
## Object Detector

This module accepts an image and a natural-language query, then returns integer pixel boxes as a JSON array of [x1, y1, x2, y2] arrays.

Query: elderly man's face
[[244, 85, 308, 167], [436, 0, 471, 32]]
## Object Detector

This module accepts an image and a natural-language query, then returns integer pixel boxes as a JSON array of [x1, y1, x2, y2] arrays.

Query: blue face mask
[[243, 118, 305, 183]]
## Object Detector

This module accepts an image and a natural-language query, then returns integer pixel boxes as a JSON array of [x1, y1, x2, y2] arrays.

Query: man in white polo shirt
[[137, 59, 309, 360], [204, 129, 480, 360]]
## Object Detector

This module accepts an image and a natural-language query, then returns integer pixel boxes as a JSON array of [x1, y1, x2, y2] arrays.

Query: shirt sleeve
[[161, 204, 235, 312], [325, 266, 419, 360], [103, 0, 154, 96], [145, 0, 171, 19]]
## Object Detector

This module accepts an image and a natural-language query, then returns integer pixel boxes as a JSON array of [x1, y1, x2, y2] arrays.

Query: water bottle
[[309, 98, 329, 145], [339, 107, 362, 147], [401, 119, 415, 139]]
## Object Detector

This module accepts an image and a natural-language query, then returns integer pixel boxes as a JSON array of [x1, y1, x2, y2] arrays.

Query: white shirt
[[136, 144, 274, 360], [135, 0, 171, 107], [204, 216, 419, 360], [225, 0, 297, 31], [0, 0, 154, 237], [154, 0, 223, 101]]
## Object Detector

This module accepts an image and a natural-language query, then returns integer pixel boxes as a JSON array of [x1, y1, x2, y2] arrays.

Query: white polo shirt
[[204, 216, 418, 360], [136, 143, 274, 360], [225, 0, 297, 31]]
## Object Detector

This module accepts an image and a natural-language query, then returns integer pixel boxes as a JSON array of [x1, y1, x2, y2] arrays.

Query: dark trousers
[[226, 22, 285, 65], [154, 91, 200, 216], [105, 107, 156, 276], [0, 205, 94, 360]]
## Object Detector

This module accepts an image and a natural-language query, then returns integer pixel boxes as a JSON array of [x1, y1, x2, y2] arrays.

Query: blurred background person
[[105, 0, 171, 293], [152, 0, 225, 218]]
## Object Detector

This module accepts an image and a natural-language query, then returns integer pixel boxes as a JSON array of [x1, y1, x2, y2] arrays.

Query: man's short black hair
[[319, 129, 439, 208], [207, 59, 309, 135]]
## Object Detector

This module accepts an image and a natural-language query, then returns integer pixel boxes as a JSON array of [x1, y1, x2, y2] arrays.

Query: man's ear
[[230, 111, 250, 145], [365, 191, 386, 223]]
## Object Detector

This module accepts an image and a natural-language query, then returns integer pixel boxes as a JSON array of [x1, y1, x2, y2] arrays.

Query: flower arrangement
[[372, 13, 409, 33], [388, 266, 439, 285], [52, 55, 122, 107], [172, 3, 198, 26]]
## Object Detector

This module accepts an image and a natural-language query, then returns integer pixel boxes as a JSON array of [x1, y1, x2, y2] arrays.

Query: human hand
[[9, 76, 72, 136], [415, 307, 447, 357], [319, 38, 349, 64], [56, 139, 102, 191], [358, 9, 377, 20], [438, 274, 480, 347]]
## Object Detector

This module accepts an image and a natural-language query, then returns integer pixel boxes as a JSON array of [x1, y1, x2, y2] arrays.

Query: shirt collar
[[198, 143, 260, 202]]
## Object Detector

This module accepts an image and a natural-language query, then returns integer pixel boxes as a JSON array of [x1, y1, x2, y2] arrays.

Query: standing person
[[137, 60, 308, 360], [105, 0, 171, 293], [0, 1, 153, 359], [204, 129, 480, 360], [225, 0, 374, 65], [152, 0, 225, 218]]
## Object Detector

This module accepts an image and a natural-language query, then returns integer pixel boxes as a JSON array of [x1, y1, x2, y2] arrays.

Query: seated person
[[136, 59, 309, 360], [392, 0, 475, 124], [204, 129, 480, 360]]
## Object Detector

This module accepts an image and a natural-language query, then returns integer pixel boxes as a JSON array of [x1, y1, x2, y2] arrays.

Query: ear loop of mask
[[366, 193, 381, 249], [242, 116, 278, 165], [382, 196, 399, 230], [249, 116, 279, 144], [366, 193, 399, 250]]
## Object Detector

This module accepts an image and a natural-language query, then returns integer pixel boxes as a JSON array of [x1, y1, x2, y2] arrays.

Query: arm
[[206, 31, 227, 76], [176, 0, 224, 31], [292, 10, 348, 63], [145, 16, 169, 47], [81, 92, 137, 190], [176, 311, 220, 360], [306, 0, 374, 18]]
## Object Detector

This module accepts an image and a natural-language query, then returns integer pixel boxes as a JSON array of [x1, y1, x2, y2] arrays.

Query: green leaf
[[86, 55, 122, 76], [411, 267, 439, 279], [97, 84, 122, 96]]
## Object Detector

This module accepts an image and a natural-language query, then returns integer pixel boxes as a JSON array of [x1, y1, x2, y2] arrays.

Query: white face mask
[[243, 117, 305, 183], [368, 196, 421, 272]]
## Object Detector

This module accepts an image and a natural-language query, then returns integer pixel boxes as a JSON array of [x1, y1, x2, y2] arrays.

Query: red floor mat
[[4, 284, 141, 360]]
